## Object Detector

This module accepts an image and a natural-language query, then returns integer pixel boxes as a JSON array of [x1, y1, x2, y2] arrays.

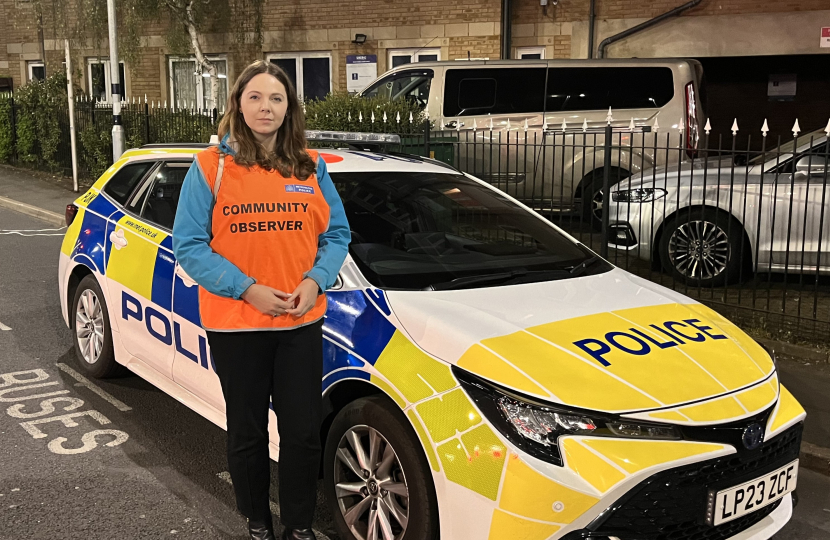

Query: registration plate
[[709, 460, 798, 526]]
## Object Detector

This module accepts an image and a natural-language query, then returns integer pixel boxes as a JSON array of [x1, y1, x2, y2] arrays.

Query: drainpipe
[[587, 0, 596, 59], [597, 0, 702, 59], [501, 0, 512, 60]]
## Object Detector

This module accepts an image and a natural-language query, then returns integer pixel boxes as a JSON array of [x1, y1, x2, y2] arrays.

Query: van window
[[361, 69, 433, 110], [444, 68, 546, 117], [545, 67, 674, 112]]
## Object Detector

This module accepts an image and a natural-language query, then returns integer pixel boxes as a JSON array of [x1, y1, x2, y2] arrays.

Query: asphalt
[[0, 164, 829, 539]]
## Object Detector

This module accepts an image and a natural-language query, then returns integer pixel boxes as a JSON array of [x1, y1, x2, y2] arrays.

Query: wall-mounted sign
[[346, 55, 377, 93], [822, 27, 830, 48], [768, 73, 797, 101]]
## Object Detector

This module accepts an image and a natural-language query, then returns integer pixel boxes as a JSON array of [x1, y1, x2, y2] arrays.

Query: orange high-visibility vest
[[195, 147, 329, 331]]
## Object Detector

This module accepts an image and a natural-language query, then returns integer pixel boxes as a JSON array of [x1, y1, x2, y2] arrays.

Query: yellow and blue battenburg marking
[[321, 289, 397, 391]]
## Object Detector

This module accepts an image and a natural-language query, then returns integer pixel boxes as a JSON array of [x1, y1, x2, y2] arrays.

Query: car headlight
[[611, 187, 667, 203], [454, 366, 680, 466]]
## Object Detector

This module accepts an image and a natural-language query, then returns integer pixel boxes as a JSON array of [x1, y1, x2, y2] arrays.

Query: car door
[[104, 160, 190, 379], [765, 139, 830, 271]]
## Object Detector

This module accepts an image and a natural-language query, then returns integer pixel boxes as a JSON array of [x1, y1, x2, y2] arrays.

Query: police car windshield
[[331, 171, 610, 290]]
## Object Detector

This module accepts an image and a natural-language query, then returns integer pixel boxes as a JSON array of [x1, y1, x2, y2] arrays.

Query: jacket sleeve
[[304, 157, 351, 292], [172, 158, 256, 299]]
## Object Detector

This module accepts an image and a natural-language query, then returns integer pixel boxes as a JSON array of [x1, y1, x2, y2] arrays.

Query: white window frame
[[387, 48, 441, 69], [516, 46, 546, 60], [27, 61, 45, 81], [265, 52, 332, 102], [168, 55, 228, 110], [86, 58, 127, 102]]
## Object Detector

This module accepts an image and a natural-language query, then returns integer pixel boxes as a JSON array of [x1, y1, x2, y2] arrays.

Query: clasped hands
[[240, 278, 320, 318]]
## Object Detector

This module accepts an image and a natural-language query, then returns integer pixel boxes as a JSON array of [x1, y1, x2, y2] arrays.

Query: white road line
[[0, 321, 10, 331], [0, 227, 67, 232], [55, 363, 133, 412], [0, 232, 66, 236], [217, 471, 331, 540]]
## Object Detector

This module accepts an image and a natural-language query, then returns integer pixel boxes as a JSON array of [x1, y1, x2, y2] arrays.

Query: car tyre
[[580, 167, 630, 230], [71, 274, 125, 378], [658, 207, 745, 287], [324, 396, 439, 540]]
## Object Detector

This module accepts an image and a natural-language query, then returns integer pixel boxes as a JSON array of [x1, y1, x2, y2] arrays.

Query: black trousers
[[207, 319, 323, 529]]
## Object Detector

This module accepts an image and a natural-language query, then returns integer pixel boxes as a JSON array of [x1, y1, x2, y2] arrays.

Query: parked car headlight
[[454, 366, 680, 466], [611, 187, 667, 203]]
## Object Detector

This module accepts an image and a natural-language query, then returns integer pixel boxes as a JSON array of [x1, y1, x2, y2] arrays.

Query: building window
[[169, 56, 228, 110], [388, 48, 440, 69], [27, 61, 45, 81], [516, 46, 545, 60], [87, 58, 126, 102], [266, 52, 331, 102]]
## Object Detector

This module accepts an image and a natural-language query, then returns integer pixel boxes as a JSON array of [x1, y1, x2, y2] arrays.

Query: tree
[[24, 0, 264, 109]]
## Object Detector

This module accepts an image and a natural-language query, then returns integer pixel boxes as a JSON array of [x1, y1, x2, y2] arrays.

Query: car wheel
[[71, 274, 125, 378], [580, 167, 630, 229], [658, 207, 745, 287], [324, 396, 439, 540]]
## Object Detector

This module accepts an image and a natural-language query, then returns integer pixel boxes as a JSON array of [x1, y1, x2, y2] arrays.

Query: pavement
[[0, 164, 87, 224]]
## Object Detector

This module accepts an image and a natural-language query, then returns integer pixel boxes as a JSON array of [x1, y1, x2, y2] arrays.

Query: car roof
[[119, 146, 460, 176]]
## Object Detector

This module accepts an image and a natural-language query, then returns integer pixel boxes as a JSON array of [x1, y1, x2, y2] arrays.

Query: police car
[[59, 132, 805, 540]]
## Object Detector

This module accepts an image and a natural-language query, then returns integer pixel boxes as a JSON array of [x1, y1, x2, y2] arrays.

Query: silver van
[[360, 59, 707, 225]]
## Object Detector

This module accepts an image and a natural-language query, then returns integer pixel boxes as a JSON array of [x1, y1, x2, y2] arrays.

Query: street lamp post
[[107, 0, 124, 160]]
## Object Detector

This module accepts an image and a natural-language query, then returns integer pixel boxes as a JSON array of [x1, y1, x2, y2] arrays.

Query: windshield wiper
[[424, 257, 605, 291], [566, 255, 603, 277], [425, 270, 531, 291]]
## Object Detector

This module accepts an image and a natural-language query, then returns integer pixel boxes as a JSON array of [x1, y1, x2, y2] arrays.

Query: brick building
[[1, 0, 829, 138]]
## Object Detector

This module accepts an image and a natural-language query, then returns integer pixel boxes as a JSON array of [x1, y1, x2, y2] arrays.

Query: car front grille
[[585, 422, 803, 540]]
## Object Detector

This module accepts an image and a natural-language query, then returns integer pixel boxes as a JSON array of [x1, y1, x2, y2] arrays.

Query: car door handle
[[109, 229, 128, 250], [175, 263, 197, 288]]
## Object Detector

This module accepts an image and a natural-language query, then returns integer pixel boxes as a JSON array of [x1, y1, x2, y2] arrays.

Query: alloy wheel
[[668, 220, 730, 280], [334, 425, 409, 540], [75, 289, 104, 364]]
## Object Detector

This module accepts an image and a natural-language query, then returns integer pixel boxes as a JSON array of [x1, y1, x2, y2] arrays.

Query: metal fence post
[[424, 119, 431, 158], [144, 100, 150, 144], [600, 123, 612, 258], [9, 96, 17, 162]]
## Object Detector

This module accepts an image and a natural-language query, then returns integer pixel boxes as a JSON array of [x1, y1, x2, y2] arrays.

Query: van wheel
[[324, 396, 439, 540], [71, 275, 125, 378], [580, 167, 630, 229], [658, 207, 745, 287]]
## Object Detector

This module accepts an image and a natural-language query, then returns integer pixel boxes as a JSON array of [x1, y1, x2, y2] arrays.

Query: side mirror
[[795, 155, 827, 179]]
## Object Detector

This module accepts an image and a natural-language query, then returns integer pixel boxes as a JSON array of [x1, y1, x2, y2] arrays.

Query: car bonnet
[[384, 268, 776, 421]]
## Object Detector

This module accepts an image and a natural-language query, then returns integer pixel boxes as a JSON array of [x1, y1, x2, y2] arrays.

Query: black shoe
[[247, 516, 276, 540], [281, 528, 315, 540]]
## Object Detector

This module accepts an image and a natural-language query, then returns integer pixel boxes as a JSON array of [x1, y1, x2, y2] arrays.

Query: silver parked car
[[607, 129, 829, 286]]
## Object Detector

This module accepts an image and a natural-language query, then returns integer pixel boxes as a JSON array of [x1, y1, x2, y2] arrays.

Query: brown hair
[[218, 60, 315, 180]]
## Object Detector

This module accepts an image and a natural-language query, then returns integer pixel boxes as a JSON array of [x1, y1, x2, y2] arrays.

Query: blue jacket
[[172, 135, 351, 300]]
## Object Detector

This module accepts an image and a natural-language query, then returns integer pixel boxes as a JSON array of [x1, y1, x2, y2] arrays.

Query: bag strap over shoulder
[[213, 151, 226, 202]]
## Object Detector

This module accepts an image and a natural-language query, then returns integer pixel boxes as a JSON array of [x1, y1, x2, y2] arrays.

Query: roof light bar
[[305, 130, 401, 144]]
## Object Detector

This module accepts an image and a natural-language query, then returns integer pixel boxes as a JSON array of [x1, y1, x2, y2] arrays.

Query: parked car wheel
[[580, 167, 631, 229], [71, 274, 125, 378], [658, 207, 745, 287], [324, 396, 439, 540]]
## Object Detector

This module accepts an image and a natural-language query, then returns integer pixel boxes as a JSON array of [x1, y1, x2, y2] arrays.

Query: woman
[[172, 60, 350, 540]]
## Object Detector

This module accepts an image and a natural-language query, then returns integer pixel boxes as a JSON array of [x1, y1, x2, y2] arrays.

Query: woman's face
[[239, 72, 289, 141]]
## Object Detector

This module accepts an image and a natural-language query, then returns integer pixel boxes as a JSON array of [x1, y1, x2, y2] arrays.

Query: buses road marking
[[56, 363, 132, 412], [217, 471, 331, 540]]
